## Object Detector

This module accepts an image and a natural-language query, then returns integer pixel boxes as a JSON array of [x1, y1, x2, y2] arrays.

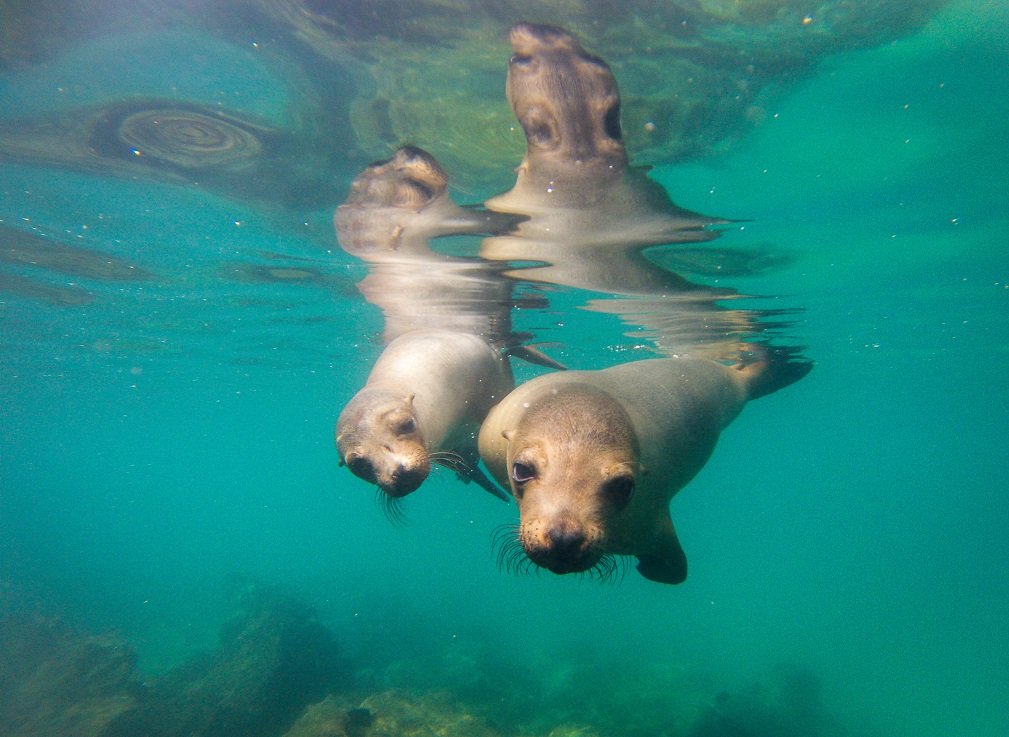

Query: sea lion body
[[479, 355, 810, 582], [338, 329, 513, 498]]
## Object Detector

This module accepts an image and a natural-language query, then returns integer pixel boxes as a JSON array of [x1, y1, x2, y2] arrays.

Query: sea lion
[[337, 328, 513, 500], [483, 23, 721, 258], [334, 144, 562, 365], [334, 145, 522, 344], [477, 23, 767, 361], [478, 352, 812, 583], [335, 145, 519, 259]]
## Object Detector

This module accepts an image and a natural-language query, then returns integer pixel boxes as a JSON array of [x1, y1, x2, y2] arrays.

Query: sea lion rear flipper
[[738, 345, 813, 400], [635, 522, 687, 584]]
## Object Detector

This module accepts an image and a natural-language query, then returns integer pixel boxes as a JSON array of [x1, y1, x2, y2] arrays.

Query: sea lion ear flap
[[404, 393, 416, 406], [502, 430, 514, 441]]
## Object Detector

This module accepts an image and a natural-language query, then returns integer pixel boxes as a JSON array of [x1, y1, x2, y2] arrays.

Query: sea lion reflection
[[479, 22, 773, 361]]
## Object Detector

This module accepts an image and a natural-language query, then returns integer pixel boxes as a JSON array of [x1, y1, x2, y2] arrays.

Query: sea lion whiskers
[[375, 489, 408, 526], [492, 523, 538, 576], [427, 449, 468, 473], [493, 521, 626, 583], [581, 553, 629, 585]]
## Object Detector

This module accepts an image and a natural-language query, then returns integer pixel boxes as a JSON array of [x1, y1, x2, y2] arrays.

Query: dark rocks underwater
[[1, 583, 851, 737]]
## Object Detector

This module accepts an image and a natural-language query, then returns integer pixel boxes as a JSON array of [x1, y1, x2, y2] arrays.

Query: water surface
[[1, 2, 1007, 737]]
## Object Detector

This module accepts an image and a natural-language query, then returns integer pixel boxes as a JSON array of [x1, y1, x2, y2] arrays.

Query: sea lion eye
[[394, 417, 416, 435], [511, 461, 536, 484], [603, 475, 634, 507], [346, 454, 376, 483], [509, 53, 533, 66]]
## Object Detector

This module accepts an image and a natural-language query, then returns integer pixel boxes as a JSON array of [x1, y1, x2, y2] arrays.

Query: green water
[[1, 2, 1007, 737]]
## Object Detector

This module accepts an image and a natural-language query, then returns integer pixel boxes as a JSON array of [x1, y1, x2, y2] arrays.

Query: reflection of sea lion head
[[505, 384, 639, 575], [336, 390, 430, 497], [507, 22, 627, 173], [336, 145, 455, 256], [343, 145, 449, 211]]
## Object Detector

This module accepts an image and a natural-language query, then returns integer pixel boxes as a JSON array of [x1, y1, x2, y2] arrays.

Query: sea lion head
[[336, 389, 430, 497], [343, 145, 449, 211], [503, 384, 639, 575], [506, 22, 627, 175], [335, 145, 451, 255]]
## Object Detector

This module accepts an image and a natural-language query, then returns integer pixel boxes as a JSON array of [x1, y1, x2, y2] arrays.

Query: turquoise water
[[2, 2, 1007, 737]]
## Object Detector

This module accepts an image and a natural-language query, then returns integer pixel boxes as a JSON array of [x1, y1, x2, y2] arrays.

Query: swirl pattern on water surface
[[117, 108, 262, 169]]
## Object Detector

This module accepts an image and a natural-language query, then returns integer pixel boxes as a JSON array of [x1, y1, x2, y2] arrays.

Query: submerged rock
[[103, 586, 349, 737], [0, 612, 139, 737], [687, 666, 849, 737], [359, 689, 501, 737], [281, 694, 364, 737], [544, 725, 603, 737], [284, 689, 515, 737]]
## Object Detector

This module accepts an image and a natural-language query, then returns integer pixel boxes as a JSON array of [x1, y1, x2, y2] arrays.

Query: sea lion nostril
[[603, 102, 623, 141], [547, 526, 586, 553], [521, 117, 555, 147], [391, 466, 425, 495]]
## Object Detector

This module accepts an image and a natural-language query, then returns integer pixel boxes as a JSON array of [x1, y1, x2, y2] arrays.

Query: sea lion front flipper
[[444, 457, 511, 503], [635, 520, 687, 584], [505, 344, 567, 371], [469, 465, 512, 503]]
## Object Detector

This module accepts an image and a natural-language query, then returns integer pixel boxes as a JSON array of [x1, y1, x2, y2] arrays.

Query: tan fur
[[479, 357, 757, 583], [338, 329, 513, 498]]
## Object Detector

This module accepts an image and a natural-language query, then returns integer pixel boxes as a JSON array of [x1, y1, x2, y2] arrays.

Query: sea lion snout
[[341, 449, 421, 493], [509, 22, 593, 59], [385, 463, 426, 497], [343, 446, 430, 497], [521, 517, 599, 574]]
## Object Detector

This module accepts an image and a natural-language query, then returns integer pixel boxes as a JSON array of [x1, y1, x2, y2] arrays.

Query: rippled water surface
[[2, 2, 1007, 737]]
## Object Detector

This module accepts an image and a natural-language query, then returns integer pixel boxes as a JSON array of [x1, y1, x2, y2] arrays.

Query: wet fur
[[337, 329, 513, 499], [479, 355, 811, 583]]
